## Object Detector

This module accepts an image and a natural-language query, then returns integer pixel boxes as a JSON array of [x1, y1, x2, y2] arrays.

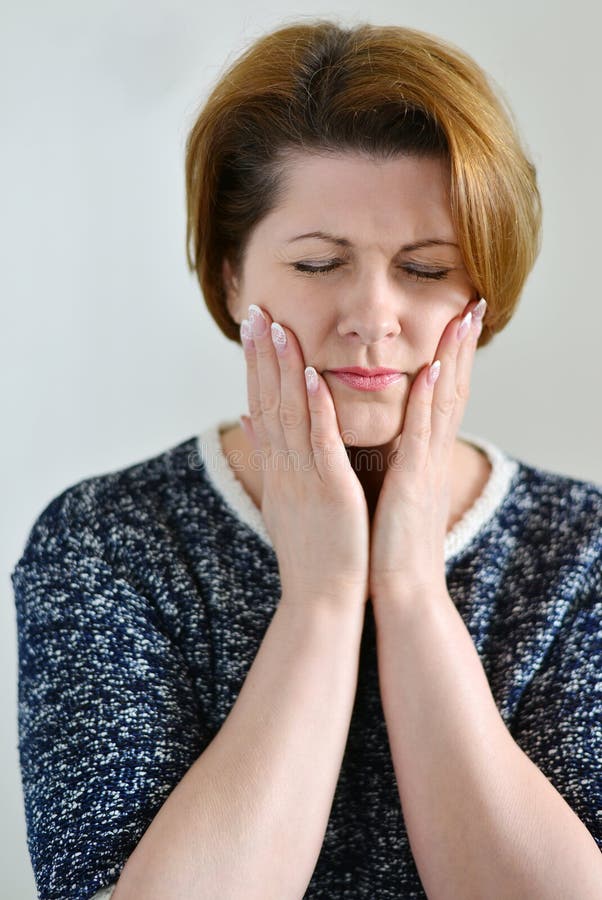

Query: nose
[[336, 270, 402, 344]]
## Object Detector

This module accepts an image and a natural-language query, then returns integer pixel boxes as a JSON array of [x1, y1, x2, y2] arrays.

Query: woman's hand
[[368, 298, 487, 602], [240, 303, 370, 611]]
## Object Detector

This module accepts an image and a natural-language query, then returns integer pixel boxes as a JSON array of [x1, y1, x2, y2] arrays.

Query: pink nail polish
[[240, 319, 254, 350], [271, 322, 287, 354], [248, 304, 267, 337], [427, 360, 441, 386], [457, 311, 472, 341], [472, 298, 487, 321], [305, 366, 319, 394]]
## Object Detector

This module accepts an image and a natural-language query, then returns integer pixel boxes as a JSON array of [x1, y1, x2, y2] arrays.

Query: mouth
[[327, 370, 406, 392], [329, 367, 402, 376]]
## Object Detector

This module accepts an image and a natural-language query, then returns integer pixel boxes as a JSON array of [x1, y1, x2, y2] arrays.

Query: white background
[[2, 1, 600, 895]]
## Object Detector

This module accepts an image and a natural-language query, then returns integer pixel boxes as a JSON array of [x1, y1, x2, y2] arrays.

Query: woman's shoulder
[[508, 450, 602, 522], [466, 431, 602, 516], [13, 433, 203, 572], [497, 449, 602, 585]]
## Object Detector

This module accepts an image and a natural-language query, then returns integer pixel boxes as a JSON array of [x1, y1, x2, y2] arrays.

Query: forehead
[[269, 150, 454, 239]]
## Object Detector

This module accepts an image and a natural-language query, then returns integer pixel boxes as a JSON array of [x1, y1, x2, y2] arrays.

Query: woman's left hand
[[369, 297, 486, 603]]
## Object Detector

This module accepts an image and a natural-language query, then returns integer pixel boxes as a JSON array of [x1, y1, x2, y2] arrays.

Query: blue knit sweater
[[11, 421, 602, 899]]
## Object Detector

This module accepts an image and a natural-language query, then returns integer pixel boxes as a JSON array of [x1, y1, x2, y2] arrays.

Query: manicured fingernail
[[270, 322, 287, 354], [427, 359, 441, 386], [240, 319, 254, 350], [248, 304, 267, 337], [305, 366, 319, 394], [473, 298, 487, 321], [457, 311, 472, 341]]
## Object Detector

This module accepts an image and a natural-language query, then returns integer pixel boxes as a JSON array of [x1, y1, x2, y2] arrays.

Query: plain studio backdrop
[[1, 1, 601, 896]]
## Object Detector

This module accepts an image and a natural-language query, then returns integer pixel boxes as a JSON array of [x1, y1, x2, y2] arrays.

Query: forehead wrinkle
[[285, 230, 458, 255]]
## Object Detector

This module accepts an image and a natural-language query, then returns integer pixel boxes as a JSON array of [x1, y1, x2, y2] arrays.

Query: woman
[[12, 19, 602, 900]]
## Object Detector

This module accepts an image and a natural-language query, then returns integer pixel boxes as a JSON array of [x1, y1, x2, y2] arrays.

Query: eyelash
[[293, 261, 450, 281]]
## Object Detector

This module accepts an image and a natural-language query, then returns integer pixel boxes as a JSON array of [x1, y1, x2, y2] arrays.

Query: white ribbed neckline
[[196, 420, 519, 563]]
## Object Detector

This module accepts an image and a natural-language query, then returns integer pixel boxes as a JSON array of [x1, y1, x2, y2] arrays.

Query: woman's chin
[[336, 410, 404, 448]]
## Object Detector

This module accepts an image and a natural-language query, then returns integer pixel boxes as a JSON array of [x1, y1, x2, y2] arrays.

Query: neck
[[221, 422, 470, 531], [345, 441, 394, 521]]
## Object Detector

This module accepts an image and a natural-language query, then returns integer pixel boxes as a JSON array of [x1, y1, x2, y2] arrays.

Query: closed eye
[[292, 261, 450, 281]]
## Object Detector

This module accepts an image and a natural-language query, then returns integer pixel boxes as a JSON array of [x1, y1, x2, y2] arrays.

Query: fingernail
[[248, 304, 267, 337], [457, 311, 472, 341], [270, 322, 287, 354], [305, 366, 319, 394], [427, 359, 441, 386], [473, 298, 487, 321], [240, 319, 254, 350]]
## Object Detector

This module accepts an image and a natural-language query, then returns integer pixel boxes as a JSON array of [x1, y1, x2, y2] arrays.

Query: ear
[[222, 257, 241, 322]]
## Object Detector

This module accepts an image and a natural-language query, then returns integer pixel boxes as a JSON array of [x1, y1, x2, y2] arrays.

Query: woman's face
[[223, 150, 478, 447]]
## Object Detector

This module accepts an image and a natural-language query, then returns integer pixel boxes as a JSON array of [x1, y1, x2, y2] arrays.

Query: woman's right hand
[[239, 303, 370, 612]]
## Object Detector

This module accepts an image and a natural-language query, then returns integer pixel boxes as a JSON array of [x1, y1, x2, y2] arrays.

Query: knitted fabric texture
[[11, 422, 602, 899]]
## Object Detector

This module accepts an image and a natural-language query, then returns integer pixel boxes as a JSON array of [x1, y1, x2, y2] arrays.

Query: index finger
[[436, 297, 487, 461]]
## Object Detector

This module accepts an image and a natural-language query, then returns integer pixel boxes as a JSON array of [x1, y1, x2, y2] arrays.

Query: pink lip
[[329, 367, 401, 376], [329, 371, 405, 392]]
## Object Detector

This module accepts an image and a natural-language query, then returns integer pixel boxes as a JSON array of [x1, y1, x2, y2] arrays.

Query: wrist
[[370, 579, 450, 617], [279, 587, 367, 620]]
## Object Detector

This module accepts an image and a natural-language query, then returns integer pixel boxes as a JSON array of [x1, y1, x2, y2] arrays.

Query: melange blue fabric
[[11, 420, 602, 900]]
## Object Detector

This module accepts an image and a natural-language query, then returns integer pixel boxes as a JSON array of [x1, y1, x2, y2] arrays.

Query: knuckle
[[254, 339, 273, 358], [259, 394, 280, 419], [245, 351, 258, 371], [434, 395, 455, 417], [279, 402, 304, 430], [311, 430, 334, 453], [456, 380, 470, 403], [248, 397, 262, 419], [388, 446, 408, 469], [412, 423, 432, 443]]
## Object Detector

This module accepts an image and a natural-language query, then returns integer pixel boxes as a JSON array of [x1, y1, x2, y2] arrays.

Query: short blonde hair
[[185, 19, 542, 348]]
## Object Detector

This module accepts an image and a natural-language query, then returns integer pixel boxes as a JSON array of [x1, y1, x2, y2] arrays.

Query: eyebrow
[[286, 231, 459, 252]]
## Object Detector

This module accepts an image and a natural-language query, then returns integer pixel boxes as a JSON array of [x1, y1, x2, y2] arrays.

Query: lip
[[329, 367, 402, 376], [328, 371, 406, 392]]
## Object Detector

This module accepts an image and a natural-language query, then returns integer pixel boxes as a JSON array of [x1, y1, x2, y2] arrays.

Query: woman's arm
[[113, 596, 365, 900], [372, 585, 602, 899]]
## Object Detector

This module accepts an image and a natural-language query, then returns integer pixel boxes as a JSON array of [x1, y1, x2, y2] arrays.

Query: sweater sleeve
[[510, 557, 602, 852], [12, 493, 211, 900]]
